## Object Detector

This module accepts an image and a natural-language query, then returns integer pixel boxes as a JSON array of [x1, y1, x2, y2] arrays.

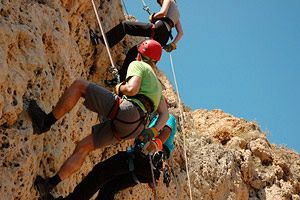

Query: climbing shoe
[[44, 193, 56, 200], [34, 175, 54, 200], [89, 29, 100, 46], [28, 100, 50, 135]]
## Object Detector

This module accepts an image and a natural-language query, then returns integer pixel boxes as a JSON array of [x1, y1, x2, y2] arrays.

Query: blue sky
[[123, 0, 300, 153]]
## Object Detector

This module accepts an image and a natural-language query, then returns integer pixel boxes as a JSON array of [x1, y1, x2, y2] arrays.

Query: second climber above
[[98, 0, 184, 85]]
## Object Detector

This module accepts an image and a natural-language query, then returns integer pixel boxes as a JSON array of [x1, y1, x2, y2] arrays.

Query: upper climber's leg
[[100, 21, 153, 48]]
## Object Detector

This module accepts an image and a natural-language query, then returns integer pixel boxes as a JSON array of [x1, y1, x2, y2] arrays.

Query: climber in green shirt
[[28, 39, 169, 200]]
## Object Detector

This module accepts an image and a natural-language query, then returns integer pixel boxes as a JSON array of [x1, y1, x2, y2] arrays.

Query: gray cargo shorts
[[83, 83, 146, 148]]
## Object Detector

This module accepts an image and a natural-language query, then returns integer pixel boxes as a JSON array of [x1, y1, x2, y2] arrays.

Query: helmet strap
[[137, 53, 142, 61]]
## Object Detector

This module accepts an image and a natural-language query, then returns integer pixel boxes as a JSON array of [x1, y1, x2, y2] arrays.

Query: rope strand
[[90, 0, 119, 78], [121, 0, 129, 16], [169, 53, 193, 200], [170, 158, 181, 199], [149, 155, 158, 200]]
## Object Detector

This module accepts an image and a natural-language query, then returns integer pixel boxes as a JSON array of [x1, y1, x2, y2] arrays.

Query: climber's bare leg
[[52, 79, 89, 120], [57, 134, 95, 180]]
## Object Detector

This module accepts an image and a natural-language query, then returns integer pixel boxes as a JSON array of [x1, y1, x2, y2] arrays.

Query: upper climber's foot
[[34, 175, 54, 200], [28, 100, 50, 135], [90, 29, 101, 46]]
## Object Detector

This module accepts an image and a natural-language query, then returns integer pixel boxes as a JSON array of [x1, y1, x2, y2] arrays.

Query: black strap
[[131, 94, 154, 114], [127, 151, 140, 184], [110, 97, 150, 140]]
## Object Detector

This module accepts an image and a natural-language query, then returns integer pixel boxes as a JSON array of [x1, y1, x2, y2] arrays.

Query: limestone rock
[[1, 1, 300, 200], [249, 138, 273, 165]]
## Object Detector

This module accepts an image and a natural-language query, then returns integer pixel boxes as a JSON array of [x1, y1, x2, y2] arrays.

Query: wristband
[[152, 138, 163, 151]]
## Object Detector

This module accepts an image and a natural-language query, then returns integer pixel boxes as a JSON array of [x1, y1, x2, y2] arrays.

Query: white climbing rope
[[140, 0, 151, 14], [169, 53, 193, 200], [90, 0, 119, 77], [121, 0, 129, 16]]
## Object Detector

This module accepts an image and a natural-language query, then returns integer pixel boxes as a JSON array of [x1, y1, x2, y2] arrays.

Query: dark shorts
[[83, 83, 146, 148]]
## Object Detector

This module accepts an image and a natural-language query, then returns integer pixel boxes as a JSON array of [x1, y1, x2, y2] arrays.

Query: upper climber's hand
[[149, 13, 156, 23], [163, 43, 177, 52]]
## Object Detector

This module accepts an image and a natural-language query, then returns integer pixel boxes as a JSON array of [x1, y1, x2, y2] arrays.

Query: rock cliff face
[[1, 1, 299, 200]]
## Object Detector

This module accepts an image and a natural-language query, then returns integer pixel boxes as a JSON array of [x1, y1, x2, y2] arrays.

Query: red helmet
[[138, 39, 162, 61]]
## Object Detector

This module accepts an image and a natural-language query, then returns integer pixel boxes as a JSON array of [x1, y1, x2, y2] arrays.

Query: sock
[[48, 174, 61, 187], [44, 112, 57, 128]]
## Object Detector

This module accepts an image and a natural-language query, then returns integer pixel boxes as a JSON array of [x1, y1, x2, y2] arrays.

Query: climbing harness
[[107, 96, 149, 141], [138, 0, 174, 42], [169, 53, 193, 200], [90, 0, 120, 85], [107, 92, 155, 141]]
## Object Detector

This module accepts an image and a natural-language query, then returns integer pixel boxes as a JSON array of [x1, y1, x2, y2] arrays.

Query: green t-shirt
[[125, 60, 162, 112]]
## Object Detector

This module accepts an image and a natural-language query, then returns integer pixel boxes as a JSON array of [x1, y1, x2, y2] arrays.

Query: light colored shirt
[[166, 0, 180, 25], [125, 60, 162, 113]]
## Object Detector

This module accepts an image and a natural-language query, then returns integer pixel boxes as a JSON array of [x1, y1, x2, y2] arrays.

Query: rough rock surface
[[1, 1, 300, 200]]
